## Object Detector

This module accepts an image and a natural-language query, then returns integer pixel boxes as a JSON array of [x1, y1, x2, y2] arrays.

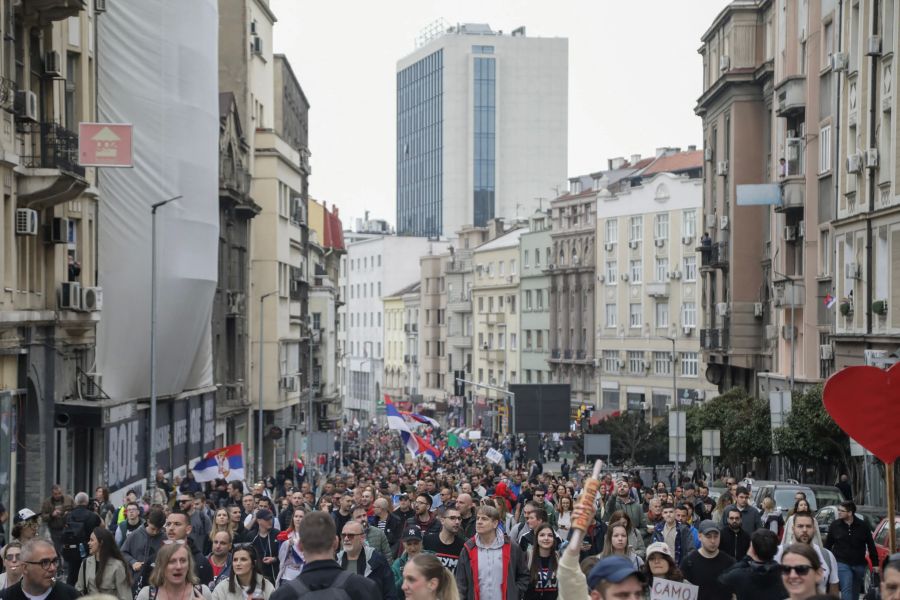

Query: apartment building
[[596, 154, 718, 416], [419, 254, 448, 412], [0, 2, 99, 509], [830, 0, 899, 370], [547, 178, 598, 411], [519, 211, 553, 386], [472, 225, 526, 433], [383, 285, 410, 404]]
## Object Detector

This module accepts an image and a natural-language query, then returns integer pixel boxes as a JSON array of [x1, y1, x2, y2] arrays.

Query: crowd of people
[[0, 427, 896, 600]]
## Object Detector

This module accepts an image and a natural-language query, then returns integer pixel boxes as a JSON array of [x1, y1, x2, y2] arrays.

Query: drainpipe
[[865, 0, 879, 337]]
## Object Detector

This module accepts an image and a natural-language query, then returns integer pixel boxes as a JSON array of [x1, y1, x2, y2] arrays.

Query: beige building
[[0, 2, 100, 508], [472, 225, 526, 433], [596, 153, 718, 416], [418, 254, 449, 412], [382, 283, 416, 404]]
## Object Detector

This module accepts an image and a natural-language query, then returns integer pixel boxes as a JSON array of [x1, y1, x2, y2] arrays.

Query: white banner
[[650, 578, 698, 600], [486, 448, 504, 464]]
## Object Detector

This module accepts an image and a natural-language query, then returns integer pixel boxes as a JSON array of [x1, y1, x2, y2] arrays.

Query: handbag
[[864, 569, 881, 600]]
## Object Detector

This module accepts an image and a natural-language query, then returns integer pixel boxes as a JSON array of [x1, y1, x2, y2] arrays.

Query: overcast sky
[[270, 0, 728, 229]]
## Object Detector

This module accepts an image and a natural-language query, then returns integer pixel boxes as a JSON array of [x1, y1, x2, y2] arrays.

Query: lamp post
[[660, 335, 679, 474], [149, 195, 181, 491], [257, 290, 278, 480]]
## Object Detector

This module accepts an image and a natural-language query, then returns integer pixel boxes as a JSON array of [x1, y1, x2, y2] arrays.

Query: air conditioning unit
[[598, 274, 606, 283], [620, 273, 630, 282], [845, 262, 861, 279], [703, 148, 713, 161], [672, 270, 682, 280], [819, 344, 834, 360], [15, 208, 38, 236], [682, 235, 693, 245], [716, 160, 729, 176], [547, 264, 556, 271], [720, 55, 731, 72], [617, 359, 626, 369], [506, 275, 514, 283], [482, 343, 489, 350], [45, 217, 68, 244], [716, 302, 729, 317], [720, 216, 729, 230], [280, 376, 296, 391], [846, 153, 862, 173], [83, 372, 102, 398], [705, 213, 716, 229], [831, 52, 849, 71], [782, 325, 797, 341], [44, 51, 61, 77], [753, 302, 764, 317], [604, 242, 614, 251], [866, 35, 882, 56], [628, 240, 639, 249], [784, 226, 797, 242], [81, 286, 102, 311], [94, 0, 107, 12], [14, 90, 38, 122], [798, 221, 805, 238], [866, 148, 879, 169], [59, 282, 81, 310], [251, 36, 263, 55], [654, 238, 665, 248], [682, 325, 694, 336]]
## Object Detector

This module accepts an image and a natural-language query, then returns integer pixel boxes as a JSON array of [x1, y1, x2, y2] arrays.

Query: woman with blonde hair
[[402, 552, 460, 600], [598, 520, 644, 570], [136, 542, 212, 600], [208, 508, 233, 544]]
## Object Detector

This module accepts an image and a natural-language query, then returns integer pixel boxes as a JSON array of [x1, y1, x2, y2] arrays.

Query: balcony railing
[[18, 122, 85, 177], [699, 242, 728, 270], [576, 349, 587, 360], [563, 349, 573, 359], [551, 348, 561, 359], [700, 328, 729, 351], [220, 158, 251, 196]]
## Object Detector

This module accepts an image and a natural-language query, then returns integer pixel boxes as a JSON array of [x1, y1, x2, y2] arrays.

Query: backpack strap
[[331, 570, 354, 590], [149, 586, 158, 600]]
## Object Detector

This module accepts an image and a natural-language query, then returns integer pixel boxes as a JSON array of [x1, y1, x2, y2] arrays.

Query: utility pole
[[257, 290, 278, 480]]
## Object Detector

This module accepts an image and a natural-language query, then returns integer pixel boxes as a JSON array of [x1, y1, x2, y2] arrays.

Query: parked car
[[871, 516, 900, 570], [815, 504, 884, 538], [804, 484, 846, 508], [753, 483, 815, 517]]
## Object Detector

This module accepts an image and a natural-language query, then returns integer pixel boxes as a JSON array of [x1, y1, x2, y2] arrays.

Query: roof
[[323, 205, 345, 250], [639, 151, 703, 177], [385, 280, 421, 299], [474, 227, 528, 252]]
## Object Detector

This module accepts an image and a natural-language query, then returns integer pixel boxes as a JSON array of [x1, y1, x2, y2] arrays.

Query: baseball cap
[[403, 527, 422, 541], [15, 508, 37, 523], [255, 509, 273, 521], [587, 556, 645, 589], [646, 541, 673, 559], [699, 520, 720, 535]]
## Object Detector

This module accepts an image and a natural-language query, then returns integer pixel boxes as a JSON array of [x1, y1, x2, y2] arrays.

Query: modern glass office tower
[[396, 24, 568, 238]]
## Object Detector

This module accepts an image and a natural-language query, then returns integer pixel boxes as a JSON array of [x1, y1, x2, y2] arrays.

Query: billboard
[[509, 384, 571, 433]]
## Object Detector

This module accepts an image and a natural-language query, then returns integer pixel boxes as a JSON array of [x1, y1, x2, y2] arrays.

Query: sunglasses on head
[[780, 564, 814, 576]]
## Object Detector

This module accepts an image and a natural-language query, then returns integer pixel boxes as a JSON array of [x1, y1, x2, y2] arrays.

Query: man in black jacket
[[0, 539, 80, 600], [271, 511, 378, 600], [824, 500, 878, 600], [719, 529, 787, 600], [721, 508, 751, 560], [164, 509, 213, 585], [246, 509, 281, 584], [61, 491, 101, 585], [369, 498, 403, 558]]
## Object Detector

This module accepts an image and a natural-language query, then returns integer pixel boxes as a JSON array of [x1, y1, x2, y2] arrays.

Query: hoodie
[[718, 555, 787, 600]]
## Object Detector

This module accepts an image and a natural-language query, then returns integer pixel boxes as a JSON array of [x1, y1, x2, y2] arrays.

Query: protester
[[61, 491, 102, 586], [392, 527, 431, 591], [0, 539, 79, 600], [774, 511, 839, 595], [720, 508, 751, 560], [210, 545, 274, 600], [455, 504, 529, 600], [401, 553, 460, 600], [0, 542, 23, 590], [598, 520, 643, 570], [881, 552, 900, 600], [824, 500, 878, 600], [780, 543, 824, 600], [115, 502, 144, 547], [164, 510, 214, 585], [275, 507, 305, 585], [719, 529, 787, 600], [337, 520, 398, 599], [121, 507, 167, 595], [679, 520, 733, 600], [423, 506, 466, 574], [523, 523, 559, 599], [135, 541, 213, 600], [75, 527, 132, 598]]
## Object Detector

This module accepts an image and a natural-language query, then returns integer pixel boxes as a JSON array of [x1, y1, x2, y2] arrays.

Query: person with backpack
[[211, 545, 273, 600], [135, 541, 212, 600], [122, 507, 167, 596], [60, 491, 101, 586], [269, 511, 378, 600]]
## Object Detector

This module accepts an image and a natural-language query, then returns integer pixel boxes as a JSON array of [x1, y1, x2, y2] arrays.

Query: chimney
[[687, 145, 697, 151], [630, 154, 641, 165], [608, 157, 626, 170]]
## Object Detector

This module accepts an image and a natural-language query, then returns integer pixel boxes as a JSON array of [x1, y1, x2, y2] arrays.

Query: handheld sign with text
[[650, 578, 698, 600], [485, 447, 504, 464]]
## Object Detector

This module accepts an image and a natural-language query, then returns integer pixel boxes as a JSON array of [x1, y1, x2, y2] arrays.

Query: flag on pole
[[192, 443, 245, 482], [448, 433, 471, 449], [385, 395, 420, 457], [824, 293, 836, 309], [414, 433, 441, 462], [401, 411, 441, 429], [294, 452, 305, 477]]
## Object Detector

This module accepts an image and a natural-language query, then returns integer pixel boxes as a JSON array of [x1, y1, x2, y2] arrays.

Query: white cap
[[16, 508, 37, 522]]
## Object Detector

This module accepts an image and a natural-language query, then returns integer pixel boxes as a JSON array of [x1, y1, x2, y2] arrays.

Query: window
[[499, 261, 504, 276], [630, 303, 642, 328], [681, 352, 699, 377], [510, 333, 517, 350], [656, 303, 669, 328], [683, 210, 696, 237], [478, 297, 484, 312], [627, 351, 644, 374], [605, 304, 617, 328], [630, 260, 642, 283], [498, 333, 505, 349], [655, 213, 669, 240], [603, 350, 619, 374], [820, 229, 831, 276], [630, 216, 643, 242], [478, 368, 484, 383], [682, 303, 697, 327], [534, 249, 541, 266], [525, 369, 532, 383], [655, 257, 668, 282], [525, 330, 533, 349], [606, 261, 617, 284], [819, 125, 832, 173], [654, 351, 672, 375], [525, 290, 533, 310], [510, 259, 516, 274], [524, 250, 530, 267], [509, 296, 516, 313], [536, 330, 543, 349], [606, 219, 618, 243], [683, 256, 697, 281]]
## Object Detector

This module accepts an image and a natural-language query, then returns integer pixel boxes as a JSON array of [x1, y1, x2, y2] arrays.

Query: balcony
[[18, 0, 85, 21], [404, 323, 419, 333], [487, 349, 506, 362], [700, 328, 729, 351], [563, 349, 573, 359], [403, 354, 418, 365], [17, 122, 87, 209], [773, 278, 805, 308], [448, 334, 472, 348], [576, 349, 588, 360], [777, 176, 805, 213], [699, 242, 728, 270], [219, 157, 252, 199], [775, 75, 806, 117], [551, 348, 561, 359], [486, 312, 506, 325], [446, 259, 472, 274], [646, 282, 670, 298], [447, 296, 472, 312]]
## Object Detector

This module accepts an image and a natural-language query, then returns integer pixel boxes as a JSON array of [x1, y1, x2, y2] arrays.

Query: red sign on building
[[78, 123, 134, 168]]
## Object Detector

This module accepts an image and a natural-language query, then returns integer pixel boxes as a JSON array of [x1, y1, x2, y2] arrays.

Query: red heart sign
[[823, 363, 900, 463]]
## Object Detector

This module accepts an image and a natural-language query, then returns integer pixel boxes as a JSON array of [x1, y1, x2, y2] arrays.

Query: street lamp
[[660, 335, 680, 474], [149, 195, 181, 491], [257, 290, 278, 480]]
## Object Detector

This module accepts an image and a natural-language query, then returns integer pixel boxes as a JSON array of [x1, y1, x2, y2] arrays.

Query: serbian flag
[[193, 443, 245, 482], [824, 293, 836, 309], [414, 433, 442, 462], [294, 452, 305, 477], [401, 411, 441, 429], [385, 395, 420, 458]]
